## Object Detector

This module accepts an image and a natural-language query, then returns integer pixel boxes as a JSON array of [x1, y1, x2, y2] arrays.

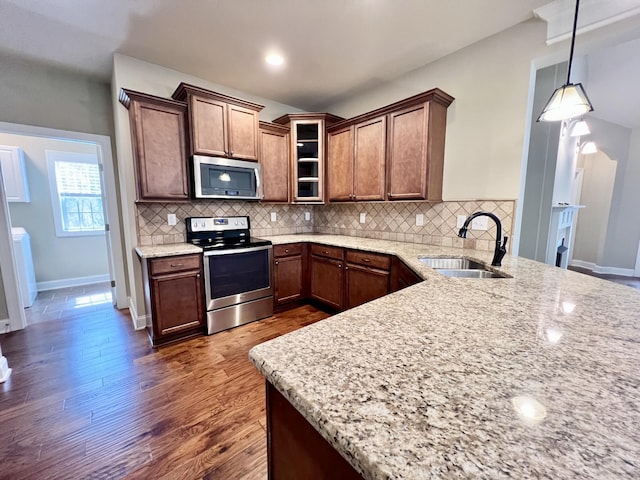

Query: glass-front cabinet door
[[272, 113, 343, 204], [294, 120, 322, 201]]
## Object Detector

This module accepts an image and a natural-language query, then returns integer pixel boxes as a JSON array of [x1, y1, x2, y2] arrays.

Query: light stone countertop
[[135, 243, 202, 258], [249, 234, 640, 479]]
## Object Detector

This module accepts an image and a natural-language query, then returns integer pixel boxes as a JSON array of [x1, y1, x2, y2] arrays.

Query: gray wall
[[518, 63, 565, 262], [0, 133, 109, 284]]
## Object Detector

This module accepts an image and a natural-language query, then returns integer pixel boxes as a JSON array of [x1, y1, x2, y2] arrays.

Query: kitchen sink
[[419, 257, 486, 270], [419, 257, 511, 279], [435, 269, 510, 279]]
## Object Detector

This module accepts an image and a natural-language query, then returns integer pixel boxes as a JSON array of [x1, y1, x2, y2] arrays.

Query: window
[[46, 150, 105, 237]]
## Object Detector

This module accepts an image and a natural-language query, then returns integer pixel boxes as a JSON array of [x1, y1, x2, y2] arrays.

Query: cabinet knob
[[362, 258, 370, 263], [285, 249, 289, 253], [338, 264, 342, 268], [196, 274, 200, 278], [275, 260, 279, 265]]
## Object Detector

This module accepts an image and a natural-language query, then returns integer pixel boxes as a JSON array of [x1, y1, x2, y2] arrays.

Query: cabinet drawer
[[149, 254, 201, 275], [346, 250, 390, 271], [274, 243, 303, 258], [310, 244, 344, 261]]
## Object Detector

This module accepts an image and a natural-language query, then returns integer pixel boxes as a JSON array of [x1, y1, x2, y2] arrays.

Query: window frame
[[46, 150, 106, 238]]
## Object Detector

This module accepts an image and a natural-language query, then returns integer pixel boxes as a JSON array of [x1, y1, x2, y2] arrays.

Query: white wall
[[572, 151, 618, 265], [111, 54, 306, 320], [324, 20, 553, 201], [0, 133, 109, 285]]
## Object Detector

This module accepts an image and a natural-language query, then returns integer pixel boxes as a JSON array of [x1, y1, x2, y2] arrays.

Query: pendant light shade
[[570, 119, 590, 136], [538, 83, 593, 122], [537, 0, 594, 122]]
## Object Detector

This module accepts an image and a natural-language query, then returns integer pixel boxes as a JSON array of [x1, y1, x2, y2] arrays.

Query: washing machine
[[11, 227, 37, 308]]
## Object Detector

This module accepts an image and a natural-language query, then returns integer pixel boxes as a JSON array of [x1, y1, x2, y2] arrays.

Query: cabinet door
[[354, 116, 386, 201], [131, 99, 189, 201], [327, 126, 354, 202], [228, 105, 259, 161], [345, 264, 389, 309], [0, 146, 30, 202], [310, 255, 343, 310], [293, 120, 324, 203], [274, 255, 304, 305], [260, 126, 290, 202], [387, 103, 429, 200], [390, 257, 422, 292], [190, 96, 228, 157], [151, 269, 204, 338]]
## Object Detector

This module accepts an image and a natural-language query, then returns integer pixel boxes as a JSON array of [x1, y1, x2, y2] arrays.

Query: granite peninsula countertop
[[249, 234, 640, 479]]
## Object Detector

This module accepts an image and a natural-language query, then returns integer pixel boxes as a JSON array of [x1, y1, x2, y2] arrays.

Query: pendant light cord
[[566, 0, 581, 84]]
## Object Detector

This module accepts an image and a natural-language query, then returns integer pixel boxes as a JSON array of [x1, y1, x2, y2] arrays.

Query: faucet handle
[[502, 236, 509, 249]]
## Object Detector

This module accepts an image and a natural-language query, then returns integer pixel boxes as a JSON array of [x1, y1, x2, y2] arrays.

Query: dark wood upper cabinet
[[327, 88, 453, 203], [273, 113, 344, 204], [327, 125, 354, 202], [354, 116, 386, 201], [387, 92, 452, 201], [172, 83, 263, 161], [259, 121, 290, 203], [119, 89, 189, 202]]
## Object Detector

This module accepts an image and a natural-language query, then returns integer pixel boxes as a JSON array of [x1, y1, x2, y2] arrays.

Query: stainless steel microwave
[[192, 156, 263, 200]]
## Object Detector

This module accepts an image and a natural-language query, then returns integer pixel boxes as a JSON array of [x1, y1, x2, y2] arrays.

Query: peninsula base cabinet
[[345, 250, 391, 309], [266, 381, 364, 480], [141, 254, 205, 346]]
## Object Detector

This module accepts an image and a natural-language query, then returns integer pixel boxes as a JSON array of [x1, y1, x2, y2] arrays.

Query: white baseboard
[[37, 274, 111, 292], [0, 355, 12, 383], [128, 297, 147, 331], [570, 259, 636, 277]]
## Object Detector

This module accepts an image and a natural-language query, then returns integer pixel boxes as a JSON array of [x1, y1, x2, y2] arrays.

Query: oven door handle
[[203, 245, 273, 256]]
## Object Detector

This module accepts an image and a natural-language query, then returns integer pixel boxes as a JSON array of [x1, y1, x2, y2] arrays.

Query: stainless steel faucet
[[458, 211, 508, 266]]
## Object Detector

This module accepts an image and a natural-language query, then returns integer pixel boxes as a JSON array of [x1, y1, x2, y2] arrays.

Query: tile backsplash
[[136, 200, 515, 252]]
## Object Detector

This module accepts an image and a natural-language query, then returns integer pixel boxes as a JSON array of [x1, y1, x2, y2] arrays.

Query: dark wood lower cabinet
[[390, 256, 422, 292], [142, 254, 205, 346], [310, 254, 344, 310], [274, 244, 306, 306], [266, 381, 364, 480], [345, 263, 390, 309]]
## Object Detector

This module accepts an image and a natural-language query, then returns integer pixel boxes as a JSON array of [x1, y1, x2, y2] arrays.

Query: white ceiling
[[0, 0, 549, 110]]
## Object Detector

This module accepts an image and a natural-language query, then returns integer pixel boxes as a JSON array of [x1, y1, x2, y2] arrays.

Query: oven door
[[203, 245, 273, 311]]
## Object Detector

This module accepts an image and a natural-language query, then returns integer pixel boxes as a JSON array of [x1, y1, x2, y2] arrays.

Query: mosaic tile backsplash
[[137, 199, 515, 252]]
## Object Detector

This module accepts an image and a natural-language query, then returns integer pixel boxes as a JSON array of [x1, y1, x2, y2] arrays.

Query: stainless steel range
[[186, 216, 273, 335]]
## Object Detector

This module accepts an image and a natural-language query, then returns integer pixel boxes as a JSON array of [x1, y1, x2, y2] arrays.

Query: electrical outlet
[[359, 213, 366, 224], [304, 211, 311, 221], [270, 212, 277, 222], [472, 217, 489, 230], [416, 214, 424, 226], [457, 215, 467, 228], [167, 213, 177, 226]]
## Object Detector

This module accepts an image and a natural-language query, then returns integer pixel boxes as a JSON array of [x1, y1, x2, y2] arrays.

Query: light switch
[[359, 213, 366, 224], [416, 214, 424, 226], [167, 213, 177, 226], [270, 212, 277, 222], [304, 211, 311, 221], [472, 217, 489, 230]]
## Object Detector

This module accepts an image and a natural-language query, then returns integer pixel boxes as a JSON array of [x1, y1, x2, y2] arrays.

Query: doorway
[[0, 122, 127, 331]]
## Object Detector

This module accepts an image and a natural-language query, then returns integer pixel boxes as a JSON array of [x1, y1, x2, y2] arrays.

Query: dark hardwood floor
[[568, 265, 640, 289], [0, 289, 330, 479]]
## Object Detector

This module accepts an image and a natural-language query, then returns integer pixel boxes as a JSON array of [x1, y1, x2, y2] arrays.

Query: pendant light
[[569, 119, 590, 136], [537, 0, 594, 122], [580, 141, 597, 154]]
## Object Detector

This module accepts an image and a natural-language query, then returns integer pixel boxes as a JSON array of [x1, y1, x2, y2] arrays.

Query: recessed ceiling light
[[265, 53, 284, 66]]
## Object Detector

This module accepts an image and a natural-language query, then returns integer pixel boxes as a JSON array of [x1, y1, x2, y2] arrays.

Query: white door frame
[[0, 121, 128, 312], [0, 164, 26, 331]]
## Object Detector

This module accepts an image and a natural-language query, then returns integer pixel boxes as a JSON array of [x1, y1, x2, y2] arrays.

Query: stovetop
[[185, 216, 271, 251]]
